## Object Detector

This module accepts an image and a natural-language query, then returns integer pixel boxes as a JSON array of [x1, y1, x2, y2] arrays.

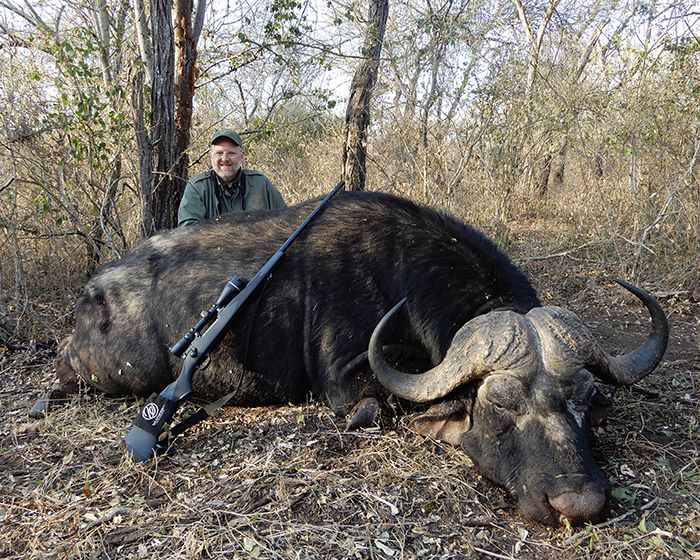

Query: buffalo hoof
[[28, 381, 79, 418], [347, 397, 380, 430], [28, 392, 51, 418]]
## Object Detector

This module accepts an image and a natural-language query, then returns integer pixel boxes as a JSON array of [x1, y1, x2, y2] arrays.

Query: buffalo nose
[[549, 490, 607, 525]]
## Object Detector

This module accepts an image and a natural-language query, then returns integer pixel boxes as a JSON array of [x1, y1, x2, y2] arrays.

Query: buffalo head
[[368, 280, 668, 525]]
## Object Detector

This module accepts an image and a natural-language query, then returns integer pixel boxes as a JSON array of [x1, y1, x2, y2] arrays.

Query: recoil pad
[[122, 393, 179, 462]]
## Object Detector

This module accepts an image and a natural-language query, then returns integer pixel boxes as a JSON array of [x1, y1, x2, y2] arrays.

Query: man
[[178, 129, 286, 227]]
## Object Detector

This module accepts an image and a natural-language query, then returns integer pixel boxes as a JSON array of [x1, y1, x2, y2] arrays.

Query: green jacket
[[178, 169, 286, 227]]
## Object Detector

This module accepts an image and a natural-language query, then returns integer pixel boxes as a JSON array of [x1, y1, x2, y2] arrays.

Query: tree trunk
[[341, 0, 389, 192], [512, 0, 560, 193], [131, 71, 155, 238], [537, 153, 552, 198], [133, 0, 154, 84], [173, 0, 199, 214], [512, 0, 560, 127], [150, 0, 177, 231]]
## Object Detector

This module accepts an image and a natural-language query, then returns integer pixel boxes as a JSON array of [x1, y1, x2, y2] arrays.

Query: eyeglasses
[[212, 150, 242, 160]]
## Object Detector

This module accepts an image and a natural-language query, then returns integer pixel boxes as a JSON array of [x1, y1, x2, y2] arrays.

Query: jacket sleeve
[[266, 179, 287, 209], [178, 181, 209, 227]]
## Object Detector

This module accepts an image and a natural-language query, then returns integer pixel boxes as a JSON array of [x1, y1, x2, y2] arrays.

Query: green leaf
[[243, 537, 256, 551], [649, 535, 665, 549], [611, 487, 633, 502]]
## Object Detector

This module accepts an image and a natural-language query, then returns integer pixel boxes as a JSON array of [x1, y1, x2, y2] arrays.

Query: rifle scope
[[169, 276, 246, 357]]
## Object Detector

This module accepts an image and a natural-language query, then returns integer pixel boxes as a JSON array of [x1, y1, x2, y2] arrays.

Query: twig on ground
[[85, 506, 132, 529], [562, 498, 659, 546], [516, 241, 606, 263]]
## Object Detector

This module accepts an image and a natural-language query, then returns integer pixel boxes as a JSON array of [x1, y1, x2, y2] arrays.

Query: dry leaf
[[11, 421, 40, 436]]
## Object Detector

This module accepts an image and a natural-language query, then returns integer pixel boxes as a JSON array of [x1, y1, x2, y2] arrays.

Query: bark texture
[[341, 0, 389, 192]]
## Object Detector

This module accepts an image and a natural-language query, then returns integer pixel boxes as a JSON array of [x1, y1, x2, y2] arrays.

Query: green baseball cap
[[211, 129, 243, 147]]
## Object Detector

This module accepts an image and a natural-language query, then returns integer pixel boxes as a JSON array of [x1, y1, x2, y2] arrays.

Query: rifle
[[122, 180, 344, 462]]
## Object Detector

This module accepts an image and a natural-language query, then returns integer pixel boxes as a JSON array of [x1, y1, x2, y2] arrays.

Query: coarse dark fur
[[63, 191, 540, 413]]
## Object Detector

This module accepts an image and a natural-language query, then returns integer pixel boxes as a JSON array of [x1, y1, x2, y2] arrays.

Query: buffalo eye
[[492, 402, 507, 414], [490, 397, 523, 417], [483, 377, 526, 417]]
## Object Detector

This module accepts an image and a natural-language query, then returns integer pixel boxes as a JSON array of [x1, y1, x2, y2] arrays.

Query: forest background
[[0, 0, 698, 357]]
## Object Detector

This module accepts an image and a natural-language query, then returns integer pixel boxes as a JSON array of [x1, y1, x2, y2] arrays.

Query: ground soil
[[1, 282, 699, 560]]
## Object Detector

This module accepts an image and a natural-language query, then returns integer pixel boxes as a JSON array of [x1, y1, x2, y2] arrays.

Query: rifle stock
[[122, 180, 344, 462]]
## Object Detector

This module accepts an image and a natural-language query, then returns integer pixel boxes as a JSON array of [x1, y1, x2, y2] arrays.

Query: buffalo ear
[[409, 399, 472, 446]]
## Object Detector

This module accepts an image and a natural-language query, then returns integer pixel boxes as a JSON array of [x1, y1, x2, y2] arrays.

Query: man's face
[[210, 139, 245, 182]]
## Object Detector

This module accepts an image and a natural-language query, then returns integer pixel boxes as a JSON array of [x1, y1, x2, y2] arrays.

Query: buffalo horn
[[585, 280, 669, 386], [368, 298, 493, 402]]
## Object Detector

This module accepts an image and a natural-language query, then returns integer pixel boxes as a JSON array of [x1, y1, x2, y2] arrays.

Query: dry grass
[[1, 130, 699, 558], [2, 287, 699, 560]]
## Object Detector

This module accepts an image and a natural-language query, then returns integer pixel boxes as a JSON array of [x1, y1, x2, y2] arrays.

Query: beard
[[215, 164, 240, 182]]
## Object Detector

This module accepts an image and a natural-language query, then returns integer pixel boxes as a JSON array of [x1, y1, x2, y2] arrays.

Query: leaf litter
[[1, 291, 699, 559]]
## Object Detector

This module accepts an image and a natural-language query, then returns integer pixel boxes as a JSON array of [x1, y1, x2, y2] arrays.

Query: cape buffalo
[[33, 190, 668, 526]]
